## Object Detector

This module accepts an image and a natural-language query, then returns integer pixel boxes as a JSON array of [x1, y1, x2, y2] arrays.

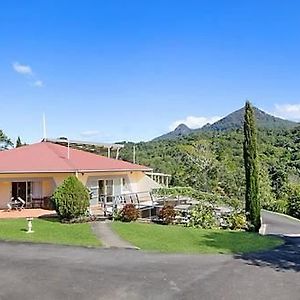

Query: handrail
[[98, 191, 154, 215]]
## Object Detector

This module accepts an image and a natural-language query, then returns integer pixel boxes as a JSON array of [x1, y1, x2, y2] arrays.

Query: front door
[[98, 179, 114, 203]]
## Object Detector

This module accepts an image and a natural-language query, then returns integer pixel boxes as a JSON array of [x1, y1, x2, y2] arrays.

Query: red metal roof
[[0, 142, 151, 173]]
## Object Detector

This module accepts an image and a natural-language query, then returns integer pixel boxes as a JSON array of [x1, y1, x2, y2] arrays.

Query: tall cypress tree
[[243, 101, 261, 232]]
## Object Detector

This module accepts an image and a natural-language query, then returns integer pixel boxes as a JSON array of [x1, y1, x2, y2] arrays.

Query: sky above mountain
[[1, 0, 300, 143]]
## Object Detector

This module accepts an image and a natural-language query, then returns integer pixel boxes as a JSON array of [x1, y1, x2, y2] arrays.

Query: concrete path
[[91, 221, 139, 249]]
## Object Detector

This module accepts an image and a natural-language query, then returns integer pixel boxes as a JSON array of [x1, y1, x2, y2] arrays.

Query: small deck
[[0, 209, 56, 219]]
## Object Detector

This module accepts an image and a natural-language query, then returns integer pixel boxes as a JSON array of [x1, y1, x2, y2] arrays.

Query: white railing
[[98, 191, 154, 216]]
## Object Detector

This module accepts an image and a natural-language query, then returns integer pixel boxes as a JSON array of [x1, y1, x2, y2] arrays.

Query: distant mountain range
[[153, 106, 298, 141]]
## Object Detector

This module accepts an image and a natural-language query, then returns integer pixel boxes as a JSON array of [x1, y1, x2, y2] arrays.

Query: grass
[[111, 222, 283, 254], [0, 218, 101, 247]]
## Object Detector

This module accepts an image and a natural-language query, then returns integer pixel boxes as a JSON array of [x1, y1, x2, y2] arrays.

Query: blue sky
[[1, 0, 300, 143]]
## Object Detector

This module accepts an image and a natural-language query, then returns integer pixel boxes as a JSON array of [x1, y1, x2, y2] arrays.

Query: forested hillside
[[120, 127, 300, 214]]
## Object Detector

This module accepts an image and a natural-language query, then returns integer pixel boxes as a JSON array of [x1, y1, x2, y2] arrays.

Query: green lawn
[[111, 222, 283, 254], [0, 218, 101, 247]]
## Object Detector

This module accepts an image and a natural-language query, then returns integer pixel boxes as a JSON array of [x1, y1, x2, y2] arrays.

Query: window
[[122, 177, 130, 193]]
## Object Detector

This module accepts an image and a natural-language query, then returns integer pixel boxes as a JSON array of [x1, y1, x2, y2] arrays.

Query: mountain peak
[[152, 123, 192, 141], [201, 105, 297, 132], [153, 105, 298, 141], [174, 123, 191, 133]]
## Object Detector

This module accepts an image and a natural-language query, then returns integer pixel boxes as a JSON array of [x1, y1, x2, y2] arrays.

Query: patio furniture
[[7, 197, 25, 211], [17, 197, 25, 210]]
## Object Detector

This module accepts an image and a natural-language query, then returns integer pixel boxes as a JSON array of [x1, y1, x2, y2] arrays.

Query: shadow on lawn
[[38, 216, 60, 223], [235, 236, 300, 273], [198, 231, 300, 272]]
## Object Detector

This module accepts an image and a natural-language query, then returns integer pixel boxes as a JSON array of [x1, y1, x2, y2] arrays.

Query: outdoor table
[[9, 199, 22, 210]]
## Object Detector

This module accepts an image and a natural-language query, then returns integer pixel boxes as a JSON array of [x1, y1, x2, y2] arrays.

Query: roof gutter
[[0, 168, 152, 174]]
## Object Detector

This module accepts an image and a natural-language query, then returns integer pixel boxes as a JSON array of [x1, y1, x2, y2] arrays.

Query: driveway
[[0, 211, 299, 300], [262, 209, 300, 235]]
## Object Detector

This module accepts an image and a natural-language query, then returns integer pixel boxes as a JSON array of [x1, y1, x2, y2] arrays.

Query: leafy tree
[[287, 185, 300, 219], [268, 165, 288, 199], [243, 101, 261, 232], [259, 164, 276, 210], [15, 136, 24, 148], [0, 130, 13, 150], [52, 176, 90, 221]]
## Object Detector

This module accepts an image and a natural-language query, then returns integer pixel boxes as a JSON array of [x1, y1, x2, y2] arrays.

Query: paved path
[[262, 210, 300, 236], [91, 221, 139, 249]]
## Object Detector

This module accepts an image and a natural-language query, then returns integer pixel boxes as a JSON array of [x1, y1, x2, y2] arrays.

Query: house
[[0, 141, 161, 211]]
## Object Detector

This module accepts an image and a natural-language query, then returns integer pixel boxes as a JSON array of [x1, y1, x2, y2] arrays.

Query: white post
[[67, 139, 70, 159], [26, 217, 34, 233]]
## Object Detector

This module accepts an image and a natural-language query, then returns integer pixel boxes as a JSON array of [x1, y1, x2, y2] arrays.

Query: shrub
[[158, 205, 177, 224], [225, 211, 247, 230], [188, 203, 218, 229], [52, 176, 90, 221], [271, 199, 289, 214], [116, 204, 140, 222]]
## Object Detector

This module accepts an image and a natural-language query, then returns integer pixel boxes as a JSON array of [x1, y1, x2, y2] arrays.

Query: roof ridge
[[45, 142, 79, 170]]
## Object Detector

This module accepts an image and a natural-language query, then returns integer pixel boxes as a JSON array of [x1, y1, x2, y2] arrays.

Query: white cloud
[[169, 115, 222, 130], [12, 61, 44, 87], [33, 80, 44, 87], [274, 104, 300, 120], [12, 62, 33, 75]]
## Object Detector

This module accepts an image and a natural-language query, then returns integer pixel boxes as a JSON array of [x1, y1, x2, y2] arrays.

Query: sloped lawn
[[111, 222, 283, 254], [0, 218, 101, 247]]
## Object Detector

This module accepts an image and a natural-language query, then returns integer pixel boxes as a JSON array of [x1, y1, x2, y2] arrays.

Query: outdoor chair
[[17, 197, 25, 210], [7, 197, 15, 211]]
